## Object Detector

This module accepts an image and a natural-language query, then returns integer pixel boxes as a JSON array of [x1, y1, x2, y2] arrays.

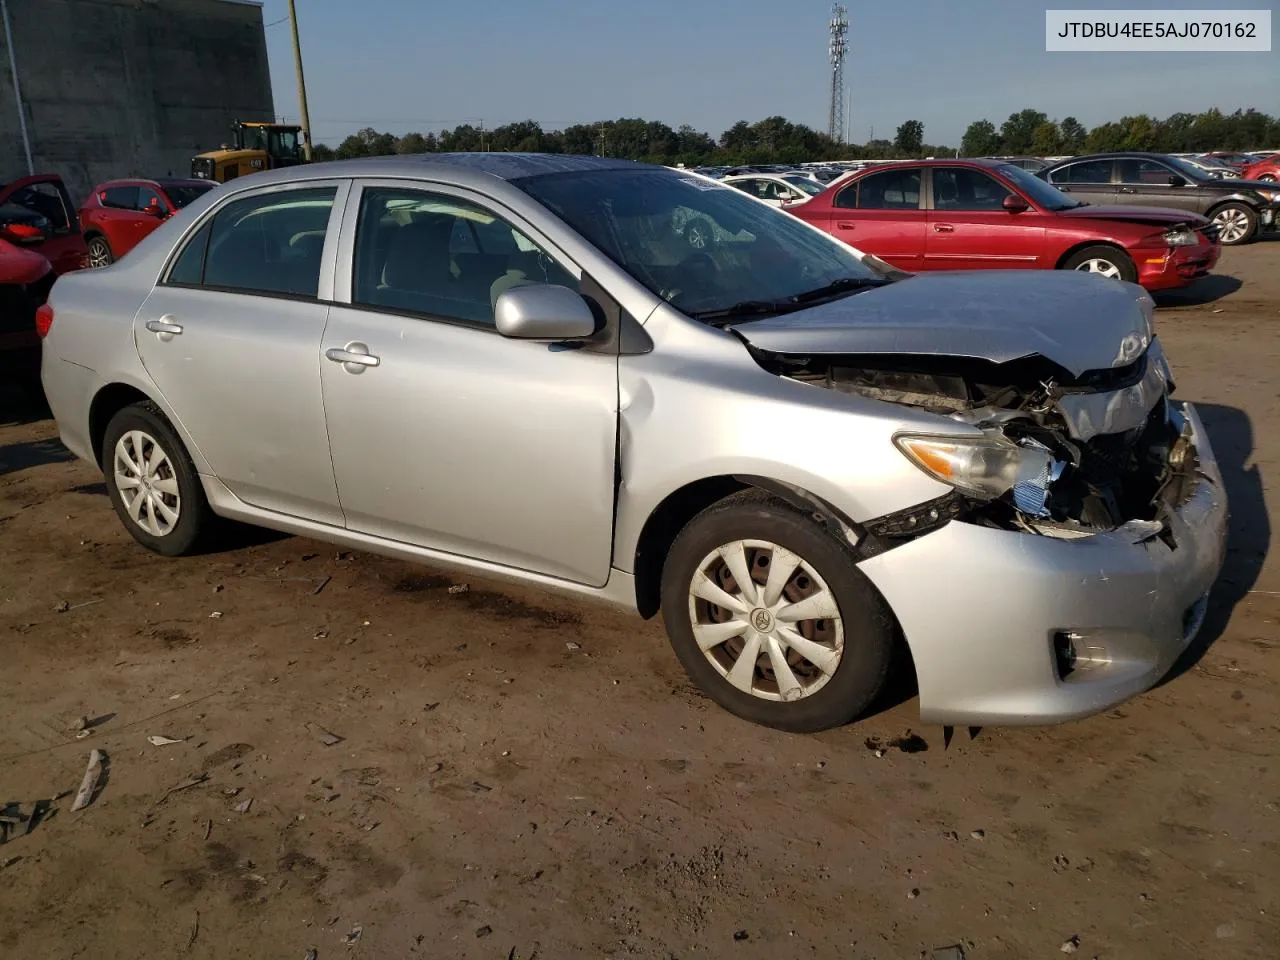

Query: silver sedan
[[39, 154, 1226, 731]]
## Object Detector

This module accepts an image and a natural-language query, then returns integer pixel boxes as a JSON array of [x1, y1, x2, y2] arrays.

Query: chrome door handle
[[933, 223, 954, 233], [836, 221, 857, 230], [326, 342, 380, 373], [145, 317, 183, 340]]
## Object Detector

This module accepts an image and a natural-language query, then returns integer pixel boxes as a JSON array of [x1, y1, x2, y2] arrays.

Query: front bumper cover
[[858, 401, 1227, 726]]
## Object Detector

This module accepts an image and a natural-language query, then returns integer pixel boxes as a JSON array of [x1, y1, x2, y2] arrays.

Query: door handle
[[326, 342, 380, 374], [836, 221, 857, 230], [933, 223, 955, 233], [145, 317, 183, 341]]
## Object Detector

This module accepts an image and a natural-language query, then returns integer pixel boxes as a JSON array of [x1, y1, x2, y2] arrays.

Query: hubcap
[[1213, 208, 1250, 244], [113, 430, 181, 537], [88, 239, 111, 268], [687, 539, 844, 702], [1075, 258, 1122, 279]]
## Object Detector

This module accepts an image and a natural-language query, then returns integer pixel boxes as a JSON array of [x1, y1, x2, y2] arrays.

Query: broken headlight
[[894, 433, 1058, 504]]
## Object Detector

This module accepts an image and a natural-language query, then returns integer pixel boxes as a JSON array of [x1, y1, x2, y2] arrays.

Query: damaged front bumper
[[858, 401, 1227, 726]]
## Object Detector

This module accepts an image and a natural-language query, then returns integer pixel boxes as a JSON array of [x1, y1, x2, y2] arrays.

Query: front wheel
[[660, 493, 896, 732], [86, 235, 114, 268], [1209, 202, 1257, 245], [1061, 245, 1138, 283]]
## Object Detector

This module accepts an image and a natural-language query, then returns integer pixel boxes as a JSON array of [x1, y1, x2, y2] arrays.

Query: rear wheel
[[102, 403, 212, 556], [1061, 245, 1138, 283], [87, 235, 114, 268], [660, 493, 896, 732], [1209, 203, 1257, 245]]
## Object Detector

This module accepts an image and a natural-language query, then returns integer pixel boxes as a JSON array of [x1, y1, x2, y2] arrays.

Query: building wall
[[0, 0, 274, 201]]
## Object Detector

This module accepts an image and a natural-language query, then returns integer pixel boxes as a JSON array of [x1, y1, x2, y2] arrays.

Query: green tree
[[999, 109, 1049, 153], [1119, 115, 1157, 151], [960, 120, 1001, 157], [396, 132, 429, 154], [1058, 117, 1086, 152], [1029, 121, 1062, 155], [334, 134, 368, 159], [894, 119, 924, 155], [311, 143, 336, 162], [1084, 121, 1125, 153]]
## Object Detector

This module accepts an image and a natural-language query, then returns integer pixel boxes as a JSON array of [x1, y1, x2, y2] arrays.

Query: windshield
[[1163, 155, 1211, 181], [166, 184, 215, 208], [783, 176, 824, 196], [996, 164, 1083, 210], [516, 169, 882, 320]]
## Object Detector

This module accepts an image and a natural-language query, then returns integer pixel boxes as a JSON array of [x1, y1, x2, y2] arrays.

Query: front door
[[925, 167, 1045, 270], [1046, 158, 1117, 207], [133, 182, 346, 524], [827, 166, 926, 270], [1116, 158, 1202, 213], [0, 176, 87, 274], [320, 182, 618, 586]]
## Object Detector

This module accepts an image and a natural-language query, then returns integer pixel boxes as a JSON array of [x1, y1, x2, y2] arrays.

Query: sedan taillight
[[35, 303, 54, 338]]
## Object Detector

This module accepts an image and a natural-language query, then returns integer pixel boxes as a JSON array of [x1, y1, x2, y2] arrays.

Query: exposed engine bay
[[762, 341, 1201, 537]]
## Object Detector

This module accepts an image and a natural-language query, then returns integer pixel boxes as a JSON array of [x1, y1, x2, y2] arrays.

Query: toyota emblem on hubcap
[[750, 608, 773, 632]]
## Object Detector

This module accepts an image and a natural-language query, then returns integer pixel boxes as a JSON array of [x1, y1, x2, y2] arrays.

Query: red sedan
[[1241, 154, 1279, 182], [786, 159, 1220, 291], [80, 177, 215, 267]]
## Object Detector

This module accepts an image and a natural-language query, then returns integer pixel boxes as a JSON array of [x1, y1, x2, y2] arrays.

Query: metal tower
[[827, 4, 848, 143]]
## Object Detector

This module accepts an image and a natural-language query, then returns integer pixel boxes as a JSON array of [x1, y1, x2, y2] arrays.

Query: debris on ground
[[71, 749, 106, 811], [69, 715, 88, 733], [304, 722, 344, 746], [447, 583, 470, 595], [475, 925, 492, 938], [203, 819, 212, 840], [969, 829, 986, 840], [942, 830, 959, 841], [186, 910, 200, 951], [312, 576, 332, 595], [147, 735, 186, 746], [1060, 935, 1080, 953], [931, 946, 965, 960], [158, 772, 210, 803], [428, 762, 443, 774], [565, 641, 580, 651], [865, 732, 928, 755], [343, 925, 362, 945], [304, 950, 318, 960], [54, 600, 71, 613], [1053, 854, 1070, 869], [233, 798, 253, 813], [470, 781, 493, 793], [733, 929, 749, 941], [908, 887, 920, 899], [208, 611, 223, 620]]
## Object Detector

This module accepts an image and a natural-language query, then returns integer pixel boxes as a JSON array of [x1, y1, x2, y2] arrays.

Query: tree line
[[311, 107, 1279, 166]]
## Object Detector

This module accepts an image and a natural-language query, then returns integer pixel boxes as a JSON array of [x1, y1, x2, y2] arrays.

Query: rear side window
[[848, 169, 922, 210], [186, 187, 337, 297], [1051, 160, 1113, 184], [1118, 159, 1174, 184], [102, 186, 139, 210], [167, 222, 211, 285]]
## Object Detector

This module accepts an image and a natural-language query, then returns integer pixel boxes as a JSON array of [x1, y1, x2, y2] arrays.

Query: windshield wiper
[[689, 277, 889, 323], [688, 299, 794, 323], [789, 276, 890, 304]]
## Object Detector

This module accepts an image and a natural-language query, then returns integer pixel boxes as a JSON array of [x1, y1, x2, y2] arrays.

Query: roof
[[325, 153, 645, 181]]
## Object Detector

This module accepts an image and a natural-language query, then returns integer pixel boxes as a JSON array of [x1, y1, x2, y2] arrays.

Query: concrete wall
[[0, 0, 274, 201]]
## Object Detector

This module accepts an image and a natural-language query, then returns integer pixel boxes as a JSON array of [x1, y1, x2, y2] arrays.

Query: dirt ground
[[1, 244, 1278, 960]]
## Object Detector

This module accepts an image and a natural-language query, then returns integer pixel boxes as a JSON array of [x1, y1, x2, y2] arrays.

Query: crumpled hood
[[730, 271, 1154, 377], [1055, 204, 1210, 228]]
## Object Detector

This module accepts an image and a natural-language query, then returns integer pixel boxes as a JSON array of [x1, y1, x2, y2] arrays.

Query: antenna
[[827, 4, 848, 143]]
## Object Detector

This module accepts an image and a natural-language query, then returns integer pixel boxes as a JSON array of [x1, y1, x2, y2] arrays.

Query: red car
[[787, 159, 1220, 292], [80, 177, 215, 267], [0, 236, 55, 398], [0, 174, 88, 275], [1241, 153, 1280, 182]]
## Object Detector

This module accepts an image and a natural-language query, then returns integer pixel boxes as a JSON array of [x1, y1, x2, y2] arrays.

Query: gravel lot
[[1, 245, 1277, 959]]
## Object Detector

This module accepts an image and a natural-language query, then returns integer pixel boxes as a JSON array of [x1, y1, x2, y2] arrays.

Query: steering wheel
[[661, 252, 719, 303]]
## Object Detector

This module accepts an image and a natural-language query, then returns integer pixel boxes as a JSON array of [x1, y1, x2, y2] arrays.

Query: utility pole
[[1, 0, 33, 175], [286, 0, 313, 161], [826, 4, 848, 143]]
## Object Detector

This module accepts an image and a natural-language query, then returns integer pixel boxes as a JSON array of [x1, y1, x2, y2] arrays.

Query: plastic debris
[[71, 749, 106, 811], [304, 722, 343, 746], [343, 925, 363, 945], [1060, 935, 1080, 953], [475, 925, 492, 938], [234, 798, 253, 813], [148, 735, 186, 746]]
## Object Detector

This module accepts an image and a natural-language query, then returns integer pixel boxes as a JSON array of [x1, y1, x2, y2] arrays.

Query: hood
[[0, 237, 53, 285], [1055, 204, 1210, 227], [730, 271, 1153, 378], [1204, 177, 1279, 194]]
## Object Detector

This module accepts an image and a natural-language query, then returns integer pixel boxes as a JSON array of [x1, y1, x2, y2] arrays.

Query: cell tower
[[827, 4, 848, 143]]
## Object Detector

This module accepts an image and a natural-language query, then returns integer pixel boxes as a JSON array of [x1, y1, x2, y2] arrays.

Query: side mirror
[[144, 200, 166, 218], [494, 283, 598, 341], [0, 221, 46, 245], [1168, 174, 1187, 187], [1002, 194, 1030, 213]]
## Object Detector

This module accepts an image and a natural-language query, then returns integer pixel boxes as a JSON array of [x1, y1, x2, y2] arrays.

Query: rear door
[[133, 181, 348, 524], [1115, 158, 1201, 213], [926, 167, 1045, 270], [1045, 159, 1116, 206], [827, 167, 925, 269], [0, 176, 87, 273]]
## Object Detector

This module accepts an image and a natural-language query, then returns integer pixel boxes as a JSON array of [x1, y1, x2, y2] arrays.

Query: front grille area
[[1073, 397, 1178, 527]]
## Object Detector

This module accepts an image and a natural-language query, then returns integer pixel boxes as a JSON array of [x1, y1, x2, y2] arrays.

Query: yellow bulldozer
[[191, 121, 307, 183]]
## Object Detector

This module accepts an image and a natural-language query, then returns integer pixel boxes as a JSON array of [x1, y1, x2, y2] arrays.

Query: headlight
[[1162, 228, 1199, 246], [1258, 189, 1280, 202], [894, 433, 1054, 500]]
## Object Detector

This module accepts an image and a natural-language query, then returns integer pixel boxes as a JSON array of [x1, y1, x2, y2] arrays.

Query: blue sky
[[259, 0, 1277, 147]]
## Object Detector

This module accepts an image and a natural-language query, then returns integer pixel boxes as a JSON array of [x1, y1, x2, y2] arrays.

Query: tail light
[[35, 303, 54, 338]]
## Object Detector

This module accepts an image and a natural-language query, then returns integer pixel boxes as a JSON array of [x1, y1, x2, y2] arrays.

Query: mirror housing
[[494, 283, 597, 341], [1002, 194, 1030, 213], [1168, 174, 1187, 187], [0, 221, 46, 245], [144, 200, 167, 218]]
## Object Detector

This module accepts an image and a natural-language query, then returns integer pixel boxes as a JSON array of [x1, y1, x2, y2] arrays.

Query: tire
[[1061, 245, 1138, 283], [1256, 174, 1276, 182], [87, 234, 114, 268], [101, 402, 212, 556], [660, 492, 896, 732], [1208, 202, 1257, 245], [683, 217, 716, 251]]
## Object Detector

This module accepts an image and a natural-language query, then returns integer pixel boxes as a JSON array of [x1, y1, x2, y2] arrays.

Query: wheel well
[[83, 229, 104, 241], [630, 475, 866, 619], [1054, 240, 1131, 271], [88, 383, 152, 466], [1204, 198, 1253, 218]]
